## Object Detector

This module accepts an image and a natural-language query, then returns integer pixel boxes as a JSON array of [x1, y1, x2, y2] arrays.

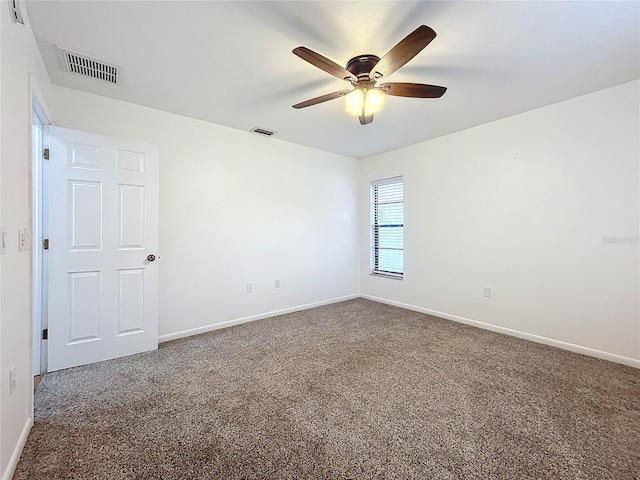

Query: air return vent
[[250, 127, 277, 137], [59, 48, 119, 85]]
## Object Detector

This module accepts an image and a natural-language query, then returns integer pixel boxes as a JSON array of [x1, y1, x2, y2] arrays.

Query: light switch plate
[[17, 227, 30, 252]]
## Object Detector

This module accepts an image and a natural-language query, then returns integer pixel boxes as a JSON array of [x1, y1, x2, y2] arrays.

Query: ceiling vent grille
[[250, 127, 277, 137], [60, 49, 119, 85]]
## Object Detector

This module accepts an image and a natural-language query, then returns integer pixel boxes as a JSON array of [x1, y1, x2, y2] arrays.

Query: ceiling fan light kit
[[344, 85, 385, 117], [292, 25, 447, 126]]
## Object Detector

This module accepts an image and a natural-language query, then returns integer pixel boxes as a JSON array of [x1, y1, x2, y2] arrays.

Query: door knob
[[147, 254, 156, 262]]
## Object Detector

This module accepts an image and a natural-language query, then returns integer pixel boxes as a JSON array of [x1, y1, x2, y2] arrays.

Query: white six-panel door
[[48, 127, 159, 372]]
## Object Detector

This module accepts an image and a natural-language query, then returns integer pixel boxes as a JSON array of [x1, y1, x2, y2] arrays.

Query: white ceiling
[[26, 1, 640, 159]]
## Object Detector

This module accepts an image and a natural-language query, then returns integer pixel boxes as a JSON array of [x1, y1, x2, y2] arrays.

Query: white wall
[[51, 86, 360, 339], [360, 80, 640, 366], [0, 5, 52, 479]]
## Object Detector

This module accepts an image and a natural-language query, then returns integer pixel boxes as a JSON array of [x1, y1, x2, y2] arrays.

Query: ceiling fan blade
[[358, 113, 374, 125], [293, 47, 357, 82], [370, 25, 437, 79], [292, 89, 352, 109], [380, 82, 447, 98]]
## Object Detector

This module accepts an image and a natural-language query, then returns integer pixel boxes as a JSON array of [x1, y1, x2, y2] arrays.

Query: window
[[371, 176, 403, 278]]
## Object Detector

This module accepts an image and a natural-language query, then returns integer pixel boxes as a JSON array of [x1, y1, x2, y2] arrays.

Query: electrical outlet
[[246, 283, 253, 293], [274, 279, 280, 288], [483, 286, 492, 298], [0, 225, 6, 255], [9, 366, 16, 395]]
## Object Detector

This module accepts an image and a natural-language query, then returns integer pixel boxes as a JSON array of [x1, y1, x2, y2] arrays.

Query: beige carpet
[[14, 299, 640, 479]]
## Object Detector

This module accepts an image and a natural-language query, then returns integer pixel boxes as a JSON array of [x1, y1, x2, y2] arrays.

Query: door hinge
[[43, 148, 50, 160], [43, 238, 49, 250], [42, 328, 48, 340]]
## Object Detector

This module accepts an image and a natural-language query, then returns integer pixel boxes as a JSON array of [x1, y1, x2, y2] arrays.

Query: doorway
[[31, 111, 160, 375]]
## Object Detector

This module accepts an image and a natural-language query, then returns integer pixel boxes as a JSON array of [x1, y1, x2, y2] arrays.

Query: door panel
[[116, 268, 145, 335], [69, 180, 102, 250], [68, 271, 102, 344], [117, 149, 144, 173], [48, 127, 159, 372], [118, 184, 145, 248], [69, 143, 101, 170]]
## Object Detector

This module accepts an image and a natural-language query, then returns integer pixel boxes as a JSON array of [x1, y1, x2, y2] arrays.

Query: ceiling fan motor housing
[[346, 55, 381, 81]]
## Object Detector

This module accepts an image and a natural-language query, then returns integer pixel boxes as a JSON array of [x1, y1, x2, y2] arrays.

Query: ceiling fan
[[292, 25, 447, 125]]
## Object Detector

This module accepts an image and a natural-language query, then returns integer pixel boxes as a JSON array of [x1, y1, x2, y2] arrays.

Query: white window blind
[[371, 176, 403, 278]]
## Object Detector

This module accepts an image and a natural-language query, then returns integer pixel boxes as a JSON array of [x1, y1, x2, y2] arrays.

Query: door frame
[[31, 91, 50, 377]]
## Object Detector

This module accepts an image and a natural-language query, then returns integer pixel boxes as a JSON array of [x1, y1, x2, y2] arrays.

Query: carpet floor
[[14, 299, 640, 479]]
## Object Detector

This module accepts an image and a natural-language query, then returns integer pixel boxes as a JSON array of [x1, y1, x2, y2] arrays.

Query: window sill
[[370, 272, 403, 281]]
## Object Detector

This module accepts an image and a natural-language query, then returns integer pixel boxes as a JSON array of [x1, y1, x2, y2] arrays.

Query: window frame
[[370, 176, 404, 280]]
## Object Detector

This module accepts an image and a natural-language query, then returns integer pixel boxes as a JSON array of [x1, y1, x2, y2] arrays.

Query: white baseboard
[[361, 294, 640, 369], [159, 294, 360, 343], [2, 416, 33, 480]]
